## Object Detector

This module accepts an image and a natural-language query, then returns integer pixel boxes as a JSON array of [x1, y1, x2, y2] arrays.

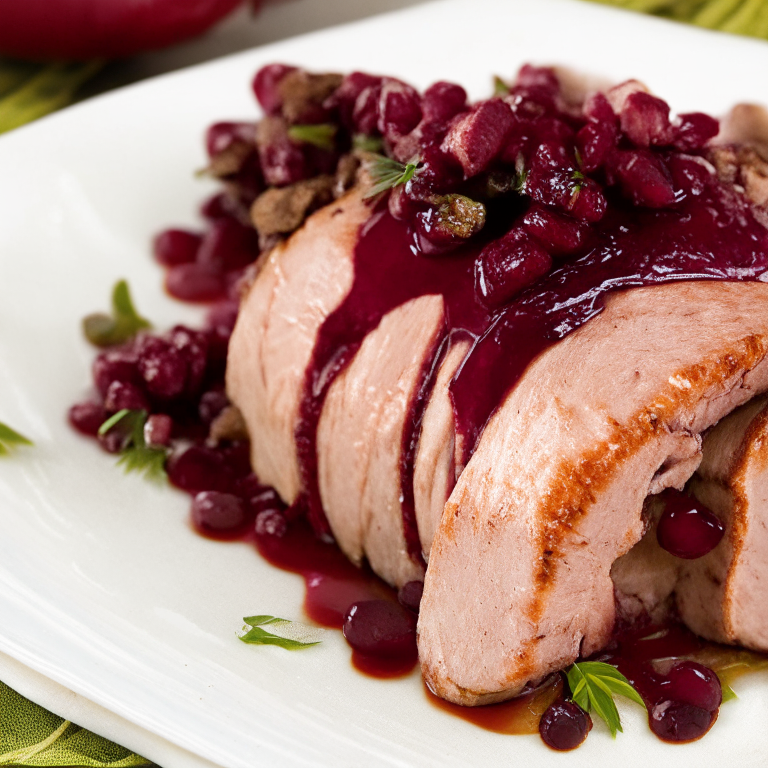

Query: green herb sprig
[[566, 661, 646, 737], [287, 123, 337, 151], [239, 615, 324, 650], [364, 154, 419, 199], [0, 421, 33, 456], [98, 409, 167, 481], [83, 280, 151, 348]]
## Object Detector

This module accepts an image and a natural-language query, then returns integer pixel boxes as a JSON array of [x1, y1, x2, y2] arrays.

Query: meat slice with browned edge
[[418, 281, 768, 706], [227, 189, 369, 504]]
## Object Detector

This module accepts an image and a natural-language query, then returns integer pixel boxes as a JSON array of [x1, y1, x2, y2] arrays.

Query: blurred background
[[1, 0, 767, 134]]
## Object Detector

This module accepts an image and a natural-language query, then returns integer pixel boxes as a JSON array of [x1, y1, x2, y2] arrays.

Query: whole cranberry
[[68, 401, 108, 437], [649, 701, 715, 743], [153, 229, 201, 267], [167, 445, 234, 494], [539, 700, 592, 751], [144, 414, 173, 447], [137, 338, 188, 399], [662, 661, 722, 712], [92, 347, 140, 397], [192, 491, 247, 537], [255, 508, 288, 538], [104, 380, 149, 414], [656, 488, 724, 559], [342, 600, 416, 658]]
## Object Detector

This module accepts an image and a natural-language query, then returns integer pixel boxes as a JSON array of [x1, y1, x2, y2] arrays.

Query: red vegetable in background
[[0, 0, 249, 61]]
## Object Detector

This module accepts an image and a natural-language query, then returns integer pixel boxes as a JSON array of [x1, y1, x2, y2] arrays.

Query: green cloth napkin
[[0, 682, 150, 766]]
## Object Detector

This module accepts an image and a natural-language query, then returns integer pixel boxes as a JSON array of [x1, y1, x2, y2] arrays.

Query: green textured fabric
[[587, 0, 768, 38], [0, 682, 150, 767]]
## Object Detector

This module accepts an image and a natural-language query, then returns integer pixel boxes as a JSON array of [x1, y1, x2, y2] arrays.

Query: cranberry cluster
[[199, 64, 721, 314], [68, 299, 292, 540]]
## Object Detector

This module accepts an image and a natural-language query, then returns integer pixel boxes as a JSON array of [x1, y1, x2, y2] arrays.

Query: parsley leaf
[[363, 154, 419, 199], [566, 661, 646, 738], [239, 615, 324, 650], [98, 410, 167, 481], [0, 420, 33, 456], [287, 123, 337, 151], [83, 280, 151, 348]]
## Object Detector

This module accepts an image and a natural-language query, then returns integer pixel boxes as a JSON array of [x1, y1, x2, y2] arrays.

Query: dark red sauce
[[426, 674, 564, 735], [295, 210, 490, 544], [451, 172, 768, 455], [254, 517, 418, 678]]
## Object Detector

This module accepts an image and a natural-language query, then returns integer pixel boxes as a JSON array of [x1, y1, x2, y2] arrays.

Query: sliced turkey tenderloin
[[227, 189, 369, 502], [418, 281, 768, 706]]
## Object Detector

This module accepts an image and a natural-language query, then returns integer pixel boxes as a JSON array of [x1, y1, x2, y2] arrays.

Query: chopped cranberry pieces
[[252, 64, 297, 114], [138, 338, 188, 399], [205, 121, 255, 159], [656, 489, 724, 559], [476, 228, 552, 307], [609, 149, 677, 208], [92, 348, 140, 397], [153, 229, 201, 267], [258, 135, 308, 187], [576, 121, 615, 173], [672, 112, 719, 151], [352, 82, 383, 136], [620, 92, 673, 148], [523, 205, 587, 256], [421, 81, 467, 124], [198, 390, 229, 424], [328, 71, 382, 131], [539, 700, 592, 751], [441, 99, 515, 178], [378, 78, 422, 140]]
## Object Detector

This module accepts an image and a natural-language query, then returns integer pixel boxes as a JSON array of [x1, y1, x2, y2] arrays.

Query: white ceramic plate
[[3, 1, 768, 765]]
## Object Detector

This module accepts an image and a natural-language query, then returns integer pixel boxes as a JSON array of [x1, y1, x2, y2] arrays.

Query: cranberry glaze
[[69, 63, 768, 751]]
